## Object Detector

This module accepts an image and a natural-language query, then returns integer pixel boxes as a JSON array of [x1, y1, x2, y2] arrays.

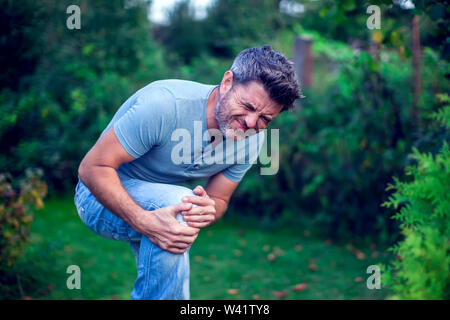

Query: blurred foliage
[[233, 27, 449, 243], [0, 0, 43, 91], [381, 94, 449, 299], [0, 0, 449, 246], [158, 0, 289, 64], [0, 168, 49, 299], [0, 168, 47, 268], [298, 0, 449, 60], [0, 0, 170, 191]]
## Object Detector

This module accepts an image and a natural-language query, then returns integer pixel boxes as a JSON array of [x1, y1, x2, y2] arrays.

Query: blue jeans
[[74, 176, 196, 300]]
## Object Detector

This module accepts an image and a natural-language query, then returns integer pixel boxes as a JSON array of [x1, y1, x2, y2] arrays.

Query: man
[[74, 45, 301, 299]]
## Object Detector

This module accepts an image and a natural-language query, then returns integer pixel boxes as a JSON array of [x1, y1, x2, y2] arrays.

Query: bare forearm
[[76, 127, 200, 254], [78, 165, 146, 230], [210, 197, 228, 223]]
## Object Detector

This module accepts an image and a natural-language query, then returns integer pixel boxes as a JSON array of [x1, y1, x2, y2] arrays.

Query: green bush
[[381, 94, 449, 299], [0, 169, 48, 299], [2, 1, 449, 245], [0, 169, 47, 268], [233, 29, 449, 242], [0, 1, 173, 191]]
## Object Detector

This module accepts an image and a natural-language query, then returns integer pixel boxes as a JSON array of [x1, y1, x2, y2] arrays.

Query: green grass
[[10, 195, 391, 300]]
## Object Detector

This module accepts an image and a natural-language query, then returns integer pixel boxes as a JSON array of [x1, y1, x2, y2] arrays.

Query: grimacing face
[[215, 81, 283, 139]]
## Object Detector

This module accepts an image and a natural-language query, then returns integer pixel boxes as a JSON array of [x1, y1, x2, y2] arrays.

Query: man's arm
[[78, 126, 199, 254], [205, 172, 238, 222], [181, 172, 239, 227], [79, 126, 144, 228]]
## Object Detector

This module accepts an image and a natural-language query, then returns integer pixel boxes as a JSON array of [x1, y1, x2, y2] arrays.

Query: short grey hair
[[230, 45, 302, 111]]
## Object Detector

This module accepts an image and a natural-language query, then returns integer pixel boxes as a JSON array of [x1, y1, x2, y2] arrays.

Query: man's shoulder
[[138, 79, 215, 102]]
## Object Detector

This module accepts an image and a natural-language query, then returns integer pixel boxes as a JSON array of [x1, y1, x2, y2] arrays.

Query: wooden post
[[294, 36, 313, 88]]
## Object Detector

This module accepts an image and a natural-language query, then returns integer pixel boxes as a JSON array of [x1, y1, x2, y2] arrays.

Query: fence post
[[294, 36, 313, 89]]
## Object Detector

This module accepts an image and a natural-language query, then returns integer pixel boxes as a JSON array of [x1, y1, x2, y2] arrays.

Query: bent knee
[[124, 180, 195, 209], [164, 185, 195, 207]]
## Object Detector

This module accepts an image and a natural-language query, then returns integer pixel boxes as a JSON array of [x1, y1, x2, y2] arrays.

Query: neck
[[206, 86, 220, 131]]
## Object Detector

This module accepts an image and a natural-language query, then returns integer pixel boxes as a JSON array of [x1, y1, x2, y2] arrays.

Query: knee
[[123, 180, 195, 209], [162, 185, 195, 207]]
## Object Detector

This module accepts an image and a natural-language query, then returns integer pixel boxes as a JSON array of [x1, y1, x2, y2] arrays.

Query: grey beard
[[214, 91, 248, 140], [215, 97, 231, 137]]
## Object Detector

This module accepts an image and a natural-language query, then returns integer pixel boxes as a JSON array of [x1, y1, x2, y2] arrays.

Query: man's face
[[215, 81, 283, 139]]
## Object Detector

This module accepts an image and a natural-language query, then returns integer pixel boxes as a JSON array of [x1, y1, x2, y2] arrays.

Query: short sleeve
[[221, 163, 253, 182], [114, 87, 176, 158], [221, 130, 266, 182]]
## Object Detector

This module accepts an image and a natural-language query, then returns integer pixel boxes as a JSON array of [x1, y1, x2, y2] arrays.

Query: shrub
[[233, 30, 449, 243], [0, 168, 47, 268], [381, 94, 450, 299], [0, 1, 172, 192]]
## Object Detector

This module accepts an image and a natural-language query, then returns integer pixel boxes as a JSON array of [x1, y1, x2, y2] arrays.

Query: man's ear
[[220, 70, 234, 95]]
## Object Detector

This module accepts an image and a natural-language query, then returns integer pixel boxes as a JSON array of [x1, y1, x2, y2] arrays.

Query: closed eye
[[241, 101, 272, 125], [261, 116, 271, 124], [242, 102, 256, 112]]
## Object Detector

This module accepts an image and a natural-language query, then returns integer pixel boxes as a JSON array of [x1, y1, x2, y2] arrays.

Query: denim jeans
[[73, 175, 196, 300]]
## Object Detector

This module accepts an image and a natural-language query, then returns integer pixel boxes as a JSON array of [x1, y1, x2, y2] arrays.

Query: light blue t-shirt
[[101, 79, 265, 184]]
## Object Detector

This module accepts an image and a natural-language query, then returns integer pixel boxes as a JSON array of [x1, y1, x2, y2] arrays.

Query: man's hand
[[181, 185, 216, 228], [135, 202, 200, 254]]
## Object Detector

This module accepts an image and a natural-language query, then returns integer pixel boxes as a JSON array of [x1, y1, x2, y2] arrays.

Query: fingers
[[185, 221, 212, 228], [182, 207, 215, 228], [164, 230, 198, 253], [180, 198, 216, 228], [183, 217, 214, 228], [173, 223, 200, 236], [161, 243, 190, 254], [182, 212, 215, 222], [164, 235, 197, 248], [152, 228, 199, 254], [193, 185, 207, 197], [182, 195, 215, 207], [169, 202, 193, 217], [182, 205, 215, 216], [167, 248, 187, 254], [145, 205, 202, 254], [188, 222, 211, 229]]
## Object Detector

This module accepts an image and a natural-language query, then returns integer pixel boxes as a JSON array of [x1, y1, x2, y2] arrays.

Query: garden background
[[0, 0, 449, 300]]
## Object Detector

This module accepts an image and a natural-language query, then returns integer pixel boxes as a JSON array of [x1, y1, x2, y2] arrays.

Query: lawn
[[9, 195, 390, 300]]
